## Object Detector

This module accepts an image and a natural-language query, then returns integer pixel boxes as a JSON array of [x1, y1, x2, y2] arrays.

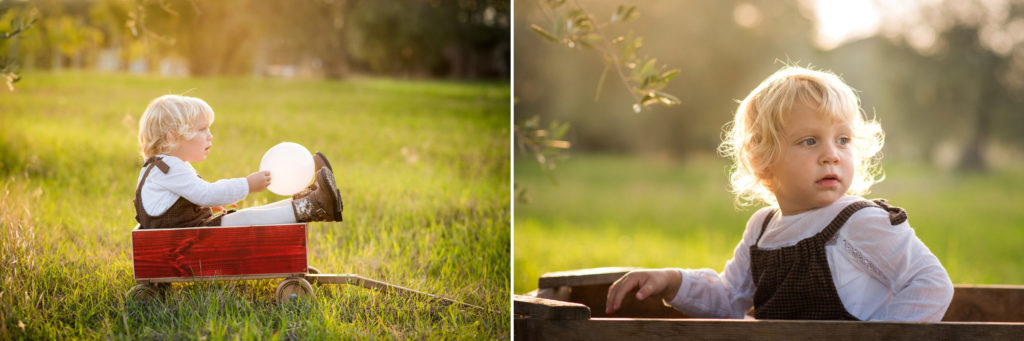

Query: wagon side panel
[[132, 224, 308, 281]]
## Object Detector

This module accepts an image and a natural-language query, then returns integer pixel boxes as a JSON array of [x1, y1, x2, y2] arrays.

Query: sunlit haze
[[813, 0, 881, 50]]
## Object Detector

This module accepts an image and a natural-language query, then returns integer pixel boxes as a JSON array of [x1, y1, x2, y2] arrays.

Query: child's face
[[766, 104, 854, 215], [169, 116, 213, 162]]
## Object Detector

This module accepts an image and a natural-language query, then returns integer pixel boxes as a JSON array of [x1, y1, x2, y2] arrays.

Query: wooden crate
[[130, 223, 308, 283], [515, 267, 1024, 340]]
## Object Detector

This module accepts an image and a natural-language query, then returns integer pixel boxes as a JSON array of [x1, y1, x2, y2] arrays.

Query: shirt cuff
[[665, 268, 695, 309]]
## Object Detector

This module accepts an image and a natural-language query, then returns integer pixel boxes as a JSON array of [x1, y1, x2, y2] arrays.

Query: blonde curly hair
[[138, 95, 215, 159], [719, 66, 885, 207]]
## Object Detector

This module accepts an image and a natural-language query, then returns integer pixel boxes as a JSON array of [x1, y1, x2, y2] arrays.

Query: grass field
[[514, 153, 1024, 294], [0, 71, 510, 339]]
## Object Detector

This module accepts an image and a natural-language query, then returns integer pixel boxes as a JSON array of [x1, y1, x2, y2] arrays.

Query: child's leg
[[221, 199, 296, 226], [260, 198, 293, 209]]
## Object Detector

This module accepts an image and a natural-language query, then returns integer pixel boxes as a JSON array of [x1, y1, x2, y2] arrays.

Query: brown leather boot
[[291, 167, 343, 222], [292, 152, 334, 200]]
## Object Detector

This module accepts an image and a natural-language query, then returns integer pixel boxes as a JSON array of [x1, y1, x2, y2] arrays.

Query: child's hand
[[605, 268, 682, 315], [247, 171, 271, 193]]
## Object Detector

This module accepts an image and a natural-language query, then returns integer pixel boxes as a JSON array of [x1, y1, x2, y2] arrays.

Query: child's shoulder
[[842, 198, 912, 240], [140, 155, 194, 178]]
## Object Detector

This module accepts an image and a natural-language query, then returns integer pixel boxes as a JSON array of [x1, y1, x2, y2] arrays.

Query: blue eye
[[838, 137, 850, 145], [802, 138, 816, 146]]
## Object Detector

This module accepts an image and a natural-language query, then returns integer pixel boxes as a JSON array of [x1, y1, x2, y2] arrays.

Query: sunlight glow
[[813, 0, 881, 50]]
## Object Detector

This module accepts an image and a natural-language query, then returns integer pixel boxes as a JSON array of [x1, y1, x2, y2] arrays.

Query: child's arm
[[605, 208, 770, 318], [157, 160, 254, 207], [842, 210, 954, 321]]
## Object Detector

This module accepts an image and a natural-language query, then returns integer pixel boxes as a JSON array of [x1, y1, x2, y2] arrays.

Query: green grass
[[514, 153, 1024, 294], [0, 71, 510, 339]]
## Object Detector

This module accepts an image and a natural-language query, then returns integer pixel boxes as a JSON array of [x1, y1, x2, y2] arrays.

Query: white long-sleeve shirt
[[667, 195, 954, 321], [136, 155, 250, 216]]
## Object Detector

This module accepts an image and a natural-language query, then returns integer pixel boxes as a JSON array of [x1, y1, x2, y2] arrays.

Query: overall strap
[[754, 198, 906, 246], [754, 209, 778, 246], [134, 156, 169, 211], [872, 199, 907, 225], [817, 201, 876, 242]]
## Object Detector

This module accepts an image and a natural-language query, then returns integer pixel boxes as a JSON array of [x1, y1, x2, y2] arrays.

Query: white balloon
[[258, 142, 315, 196]]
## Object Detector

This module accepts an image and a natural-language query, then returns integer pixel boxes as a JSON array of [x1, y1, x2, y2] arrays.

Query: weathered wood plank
[[131, 224, 307, 280], [537, 267, 637, 288], [517, 318, 1024, 340], [514, 295, 591, 320], [944, 285, 1024, 322], [536, 267, 1024, 322]]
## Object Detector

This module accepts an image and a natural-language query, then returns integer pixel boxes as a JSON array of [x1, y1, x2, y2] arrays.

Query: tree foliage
[[0, 0, 509, 80], [530, 0, 680, 113], [0, 7, 38, 90]]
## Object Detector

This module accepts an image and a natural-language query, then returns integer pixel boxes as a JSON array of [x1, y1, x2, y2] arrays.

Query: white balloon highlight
[[259, 142, 314, 196]]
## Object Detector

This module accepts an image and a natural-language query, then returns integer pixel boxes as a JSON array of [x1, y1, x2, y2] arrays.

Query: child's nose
[[820, 145, 840, 165]]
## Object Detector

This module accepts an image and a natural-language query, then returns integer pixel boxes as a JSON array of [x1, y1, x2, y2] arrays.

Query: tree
[[0, 7, 37, 91], [875, 0, 1024, 171]]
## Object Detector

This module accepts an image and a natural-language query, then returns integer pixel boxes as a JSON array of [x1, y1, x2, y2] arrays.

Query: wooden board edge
[[538, 267, 638, 288], [519, 318, 1024, 340], [514, 294, 591, 320]]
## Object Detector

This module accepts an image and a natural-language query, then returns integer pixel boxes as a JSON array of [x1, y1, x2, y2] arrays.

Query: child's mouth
[[816, 174, 840, 187]]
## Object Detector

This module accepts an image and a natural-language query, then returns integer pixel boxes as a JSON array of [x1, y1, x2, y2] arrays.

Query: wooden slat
[[132, 224, 307, 280], [537, 267, 636, 288], [517, 318, 1024, 340], [536, 267, 1024, 322], [944, 285, 1024, 322], [514, 295, 591, 320]]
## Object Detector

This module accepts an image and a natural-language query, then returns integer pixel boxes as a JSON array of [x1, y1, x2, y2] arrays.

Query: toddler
[[605, 66, 953, 321], [134, 94, 343, 229]]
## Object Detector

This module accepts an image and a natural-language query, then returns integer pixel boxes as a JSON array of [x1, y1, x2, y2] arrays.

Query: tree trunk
[[956, 55, 998, 172]]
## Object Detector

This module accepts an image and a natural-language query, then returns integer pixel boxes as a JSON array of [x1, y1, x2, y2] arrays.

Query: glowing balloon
[[259, 142, 315, 196]]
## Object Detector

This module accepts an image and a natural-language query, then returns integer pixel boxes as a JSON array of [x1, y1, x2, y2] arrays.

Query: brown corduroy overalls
[[134, 156, 229, 229], [749, 199, 908, 320]]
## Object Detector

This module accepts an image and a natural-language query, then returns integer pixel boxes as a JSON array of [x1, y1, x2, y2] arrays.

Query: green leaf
[[640, 92, 657, 107], [530, 24, 560, 43], [623, 6, 638, 22], [660, 69, 681, 82], [654, 90, 681, 105], [639, 59, 656, 77]]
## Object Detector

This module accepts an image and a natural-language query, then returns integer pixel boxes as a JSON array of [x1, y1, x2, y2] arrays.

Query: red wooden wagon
[[515, 267, 1024, 340], [128, 223, 317, 302], [128, 223, 485, 311]]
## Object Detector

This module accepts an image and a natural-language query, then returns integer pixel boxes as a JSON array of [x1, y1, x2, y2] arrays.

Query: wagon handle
[[306, 274, 494, 314]]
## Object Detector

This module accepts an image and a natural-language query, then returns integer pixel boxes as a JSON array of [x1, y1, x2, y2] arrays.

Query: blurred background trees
[[0, 0, 509, 80], [515, 0, 1024, 172]]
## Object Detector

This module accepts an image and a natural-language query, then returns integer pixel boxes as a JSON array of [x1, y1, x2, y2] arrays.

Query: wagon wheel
[[275, 277, 314, 303], [306, 265, 321, 275], [127, 283, 160, 302]]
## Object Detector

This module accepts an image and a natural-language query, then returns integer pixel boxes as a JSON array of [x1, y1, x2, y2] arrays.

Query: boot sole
[[314, 152, 333, 172], [317, 168, 343, 221]]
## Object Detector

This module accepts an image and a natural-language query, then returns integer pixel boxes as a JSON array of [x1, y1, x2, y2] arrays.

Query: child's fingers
[[605, 274, 641, 314], [636, 278, 661, 301]]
